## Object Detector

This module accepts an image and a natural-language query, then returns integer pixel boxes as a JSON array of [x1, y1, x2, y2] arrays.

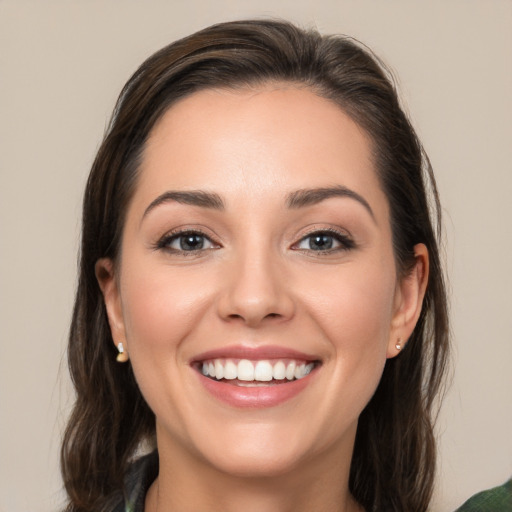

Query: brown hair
[[61, 19, 449, 512]]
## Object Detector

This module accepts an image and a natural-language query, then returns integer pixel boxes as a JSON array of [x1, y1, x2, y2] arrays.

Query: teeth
[[237, 359, 255, 381], [254, 361, 273, 381], [272, 361, 286, 380], [294, 363, 305, 379], [214, 360, 224, 380], [200, 358, 315, 382], [224, 360, 237, 380], [285, 362, 296, 380]]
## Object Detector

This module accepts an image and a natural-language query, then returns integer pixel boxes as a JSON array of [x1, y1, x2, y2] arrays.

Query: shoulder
[[454, 479, 512, 512], [111, 451, 159, 512]]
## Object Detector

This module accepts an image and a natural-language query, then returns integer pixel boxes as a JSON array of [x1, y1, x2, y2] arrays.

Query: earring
[[395, 338, 402, 351], [116, 342, 129, 363]]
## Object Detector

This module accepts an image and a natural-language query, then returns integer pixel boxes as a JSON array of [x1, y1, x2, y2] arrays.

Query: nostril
[[225, 311, 282, 324], [217, 283, 295, 326]]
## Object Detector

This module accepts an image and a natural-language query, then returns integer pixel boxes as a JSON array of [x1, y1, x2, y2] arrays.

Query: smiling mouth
[[196, 358, 319, 386]]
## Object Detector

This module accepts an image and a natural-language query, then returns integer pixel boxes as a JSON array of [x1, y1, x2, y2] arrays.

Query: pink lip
[[191, 345, 318, 363], [198, 373, 316, 408], [191, 345, 320, 409]]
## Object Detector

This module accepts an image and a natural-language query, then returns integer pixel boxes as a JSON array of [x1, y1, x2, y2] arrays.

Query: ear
[[95, 258, 128, 359], [387, 243, 429, 358]]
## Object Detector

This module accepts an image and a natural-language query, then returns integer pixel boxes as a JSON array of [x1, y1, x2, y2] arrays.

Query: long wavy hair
[[61, 19, 450, 512]]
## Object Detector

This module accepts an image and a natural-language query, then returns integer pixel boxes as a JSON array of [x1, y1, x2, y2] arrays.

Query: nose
[[216, 247, 296, 327]]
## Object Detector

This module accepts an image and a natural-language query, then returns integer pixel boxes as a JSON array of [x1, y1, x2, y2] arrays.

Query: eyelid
[[154, 226, 221, 253], [291, 227, 355, 252]]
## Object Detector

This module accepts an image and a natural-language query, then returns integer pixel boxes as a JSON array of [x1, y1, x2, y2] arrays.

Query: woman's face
[[99, 86, 426, 478]]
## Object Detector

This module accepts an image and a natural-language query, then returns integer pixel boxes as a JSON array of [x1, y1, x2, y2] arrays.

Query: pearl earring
[[116, 342, 129, 363], [395, 338, 402, 351]]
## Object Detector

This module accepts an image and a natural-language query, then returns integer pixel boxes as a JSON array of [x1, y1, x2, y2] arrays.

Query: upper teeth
[[201, 359, 314, 382]]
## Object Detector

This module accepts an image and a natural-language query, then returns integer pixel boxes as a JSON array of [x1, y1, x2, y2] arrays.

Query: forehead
[[132, 86, 387, 217]]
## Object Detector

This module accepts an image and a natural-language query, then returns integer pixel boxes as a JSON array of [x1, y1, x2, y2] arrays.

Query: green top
[[112, 454, 511, 512], [455, 479, 512, 511]]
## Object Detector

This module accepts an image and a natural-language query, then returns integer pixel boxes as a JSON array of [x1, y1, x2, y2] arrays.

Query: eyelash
[[155, 229, 219, 256], [292, 228, 355, 254], [155, 228, 355, 256]]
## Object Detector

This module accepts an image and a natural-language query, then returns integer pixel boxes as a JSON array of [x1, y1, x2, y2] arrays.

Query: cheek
[[301, 261, 396, 348], [117, 261, 217, 434], [299, 259, 396, 394], [119, 262, 214, 354]]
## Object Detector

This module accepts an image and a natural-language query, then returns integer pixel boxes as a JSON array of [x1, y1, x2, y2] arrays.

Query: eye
[[294, 230, 354, 252], [157, 230, 218, 253]]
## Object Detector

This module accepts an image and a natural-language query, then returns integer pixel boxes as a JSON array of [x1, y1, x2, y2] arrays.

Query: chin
[[183, 418, 338, 480], [203, 443, 307, 479]]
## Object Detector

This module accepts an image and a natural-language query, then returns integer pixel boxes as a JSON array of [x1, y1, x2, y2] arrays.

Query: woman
[[61, 19, 449, 512]]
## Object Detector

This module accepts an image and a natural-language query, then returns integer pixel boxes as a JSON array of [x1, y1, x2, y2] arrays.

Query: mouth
[[195, 358, 318, 386], [191, 347, 321, 408]]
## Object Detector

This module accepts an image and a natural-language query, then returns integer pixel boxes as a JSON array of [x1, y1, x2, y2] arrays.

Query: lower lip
[[196, 371, 316, 409]]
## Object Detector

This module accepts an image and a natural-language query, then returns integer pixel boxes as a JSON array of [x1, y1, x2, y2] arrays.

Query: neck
[[146, 427, 363, 512]]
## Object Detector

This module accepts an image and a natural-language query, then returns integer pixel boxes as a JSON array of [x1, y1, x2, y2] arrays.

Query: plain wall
[[0, 1, 511, 511]]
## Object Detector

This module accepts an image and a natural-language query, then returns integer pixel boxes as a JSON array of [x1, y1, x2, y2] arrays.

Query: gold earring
[[395, 338, 402, 351], [116, 342, 129, 363]]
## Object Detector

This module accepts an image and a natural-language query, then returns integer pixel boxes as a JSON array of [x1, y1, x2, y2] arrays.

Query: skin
[[97, 85, 428, 512]]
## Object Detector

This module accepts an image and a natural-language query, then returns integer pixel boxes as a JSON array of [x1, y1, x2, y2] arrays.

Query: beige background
[[1, 1, 511, 511]]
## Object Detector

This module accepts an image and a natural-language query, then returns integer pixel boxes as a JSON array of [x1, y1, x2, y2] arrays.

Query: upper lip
[[191, 345, 319, 364]]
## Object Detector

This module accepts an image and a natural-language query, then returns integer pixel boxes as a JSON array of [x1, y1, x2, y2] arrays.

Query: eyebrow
[[143, 190, 225, 218], [142, 185, 374, 221], [286, 186, 375, 220]]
